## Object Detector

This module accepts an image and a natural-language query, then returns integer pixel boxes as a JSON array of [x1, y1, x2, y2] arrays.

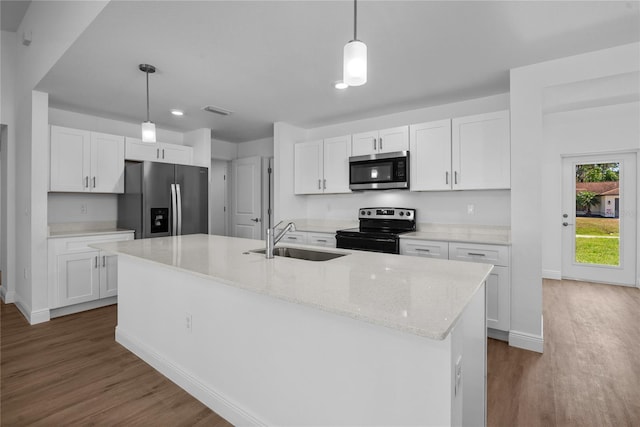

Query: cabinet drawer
[[400, 239, 449, 259], [307, 233, 336, 248], [282, 232, 307, 244], [448, 242, 509, 266]]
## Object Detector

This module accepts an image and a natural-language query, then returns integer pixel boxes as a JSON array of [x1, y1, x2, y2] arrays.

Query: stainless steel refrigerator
[[118, 161, 208, 239]]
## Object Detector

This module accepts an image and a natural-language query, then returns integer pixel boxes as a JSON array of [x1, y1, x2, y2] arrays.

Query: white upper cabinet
[[410, 111, 510, 191], [452, 110, 510, 190], [351, 126, 409, 156], [50, 126, 124, 193], [125, 137, 193, 165], [294, 135, 351, 195], [294, 140, 324, 194], [409, 119, 452, 191]]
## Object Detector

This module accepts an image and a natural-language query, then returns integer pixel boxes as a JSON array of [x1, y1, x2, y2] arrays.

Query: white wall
[[211, 138, 237, 160], [183, 128, 211, 166], [0, 31, 17, 302], [510, 42, 640, 353], [542, 100, 640, 278], [275, 94, 511, 225], [48, 193, 118, 224], [237, 137, 274, 158], [8, 0, 108, 323]]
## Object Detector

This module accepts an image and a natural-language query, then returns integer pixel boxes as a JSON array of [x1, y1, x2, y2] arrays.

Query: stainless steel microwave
[[349, 151, 410, 190]]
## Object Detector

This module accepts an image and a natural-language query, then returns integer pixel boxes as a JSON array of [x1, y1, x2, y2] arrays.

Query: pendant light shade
[[343, 0, 367, 87], [343, 40, 367, 86], [139, 63, 157, 143]]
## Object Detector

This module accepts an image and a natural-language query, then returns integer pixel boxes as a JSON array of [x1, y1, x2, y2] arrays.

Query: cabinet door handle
[[94, 256, 98, 268], [379, 137, 383, 151], [373, 138, 377, 151], [416, 248, 431, 252], [85, 176, 89, 188], [92, 177, 96, 188], [102, 255, 106, 267], [323, 179, 326, 190], [162, 149, 165, 159], [157, 148, 160, 159], [454, 171, 458, 185], [318, 179, 321, 190], [446, 171, 449, 185], [468, 252, 486, 257]]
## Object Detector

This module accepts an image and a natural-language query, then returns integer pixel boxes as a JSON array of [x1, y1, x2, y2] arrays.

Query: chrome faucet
[[266, 221, 296, 259]]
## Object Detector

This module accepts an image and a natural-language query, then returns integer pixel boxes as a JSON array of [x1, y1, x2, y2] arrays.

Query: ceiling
[[25, 1, 640, 142], [1, 0, 31, 32]]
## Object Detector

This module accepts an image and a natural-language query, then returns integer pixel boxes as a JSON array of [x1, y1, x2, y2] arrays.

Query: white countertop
[[93, 234, 492, 340], [403, 223, 511, 245], [48, 222, 134, 238]]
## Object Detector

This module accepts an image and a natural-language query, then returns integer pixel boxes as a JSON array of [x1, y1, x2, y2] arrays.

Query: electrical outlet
[[80, 203, 87, 214], [185, 313, 192, 333], [467, 204, 475, 215]]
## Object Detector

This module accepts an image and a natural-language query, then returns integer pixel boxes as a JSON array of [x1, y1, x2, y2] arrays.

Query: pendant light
[[139, 64, 157, 143], [343, 0, 367, 86]]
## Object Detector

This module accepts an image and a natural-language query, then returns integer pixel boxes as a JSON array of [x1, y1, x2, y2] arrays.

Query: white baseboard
[[542, 269, 561, 280], [13, 295, 50, 325], [116, 327, 266, 426], [0, 286, 15, 303], [509, 329, 544, 353], [50, 297, 117, 319]]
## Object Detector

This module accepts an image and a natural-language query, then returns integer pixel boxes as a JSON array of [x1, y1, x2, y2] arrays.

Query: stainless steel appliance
[[118, 161, 208, 239], [349, 151, 410, 190], [336, 208, 416, 254]]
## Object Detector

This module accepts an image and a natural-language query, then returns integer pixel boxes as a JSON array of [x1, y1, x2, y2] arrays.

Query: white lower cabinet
[[401, 238, 511, 333], [281, 231, 308, 244], [48, 232, 134, 309], [282, 231, 337, 248]]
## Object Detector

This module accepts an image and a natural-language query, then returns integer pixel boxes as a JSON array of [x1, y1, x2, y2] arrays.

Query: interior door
[[561, 153, 637, 285], [176, 165, 209, 235], [231, 157, 262, 239]]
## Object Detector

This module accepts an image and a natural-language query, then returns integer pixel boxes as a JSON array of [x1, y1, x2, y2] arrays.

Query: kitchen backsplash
[[48, 193, 118, 224]]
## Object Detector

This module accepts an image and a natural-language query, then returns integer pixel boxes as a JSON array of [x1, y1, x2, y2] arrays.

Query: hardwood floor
[[0, 303, 232, 426], [487, 279, 640, 427], [2, 279, 639, 425]]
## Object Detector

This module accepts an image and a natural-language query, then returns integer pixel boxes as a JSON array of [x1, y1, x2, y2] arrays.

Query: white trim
[[116, 327, 266, 427], [542, 269, 561, 280], [50, 297, 117, 319], [0, 286, 15, 303], [509, 327, 544, 354], [13, 294, 51, 325]]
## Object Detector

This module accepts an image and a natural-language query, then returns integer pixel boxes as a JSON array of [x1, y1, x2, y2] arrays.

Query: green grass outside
[[574, 217, 620, 265], [575, 237, 619, 265], [575, 217, 619, 236]]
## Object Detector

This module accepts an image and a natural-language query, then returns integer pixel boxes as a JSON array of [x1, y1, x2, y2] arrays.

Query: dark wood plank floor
[[2, 278, 639, 426], [487, 279, 640, 427]]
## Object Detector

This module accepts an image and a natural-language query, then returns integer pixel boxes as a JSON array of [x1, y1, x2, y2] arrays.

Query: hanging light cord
[[145, 69, 150, 122], [353, 0, 358, 41]]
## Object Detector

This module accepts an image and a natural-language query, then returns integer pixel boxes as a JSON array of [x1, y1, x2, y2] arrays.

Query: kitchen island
[[93, 234, 492, 426]]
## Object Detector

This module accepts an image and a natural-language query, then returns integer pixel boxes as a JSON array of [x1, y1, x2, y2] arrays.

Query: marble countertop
[[402, 224, 511, 245], [93, 234, 492, 340], [48, 222, 134, 238]]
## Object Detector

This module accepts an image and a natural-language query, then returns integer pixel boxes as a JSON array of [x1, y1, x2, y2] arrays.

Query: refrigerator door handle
[[176, 184, 183, 236], [171, 184, 177, 236]]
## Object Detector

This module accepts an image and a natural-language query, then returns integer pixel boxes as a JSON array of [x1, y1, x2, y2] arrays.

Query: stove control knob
[[406, 211, 411, 217], [367, 211, 371, 215], [399, 211, 404, 216], [360, 210, 366, 215]]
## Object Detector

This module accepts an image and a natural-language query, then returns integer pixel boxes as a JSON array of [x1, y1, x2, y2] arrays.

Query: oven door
[[336, 234, 399, 254]]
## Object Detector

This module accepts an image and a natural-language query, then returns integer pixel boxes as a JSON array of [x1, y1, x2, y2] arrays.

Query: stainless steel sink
[[250, 247, 347, 261]]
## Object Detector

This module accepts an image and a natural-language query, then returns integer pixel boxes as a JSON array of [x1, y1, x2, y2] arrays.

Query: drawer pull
[[287, 236, 297, 240], [316, 239, 327, 242], [415, 248, 431, 252], [468, 252, 486, 257]]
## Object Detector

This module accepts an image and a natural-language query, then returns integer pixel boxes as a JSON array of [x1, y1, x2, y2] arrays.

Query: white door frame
[[561, 152, 637, 286]]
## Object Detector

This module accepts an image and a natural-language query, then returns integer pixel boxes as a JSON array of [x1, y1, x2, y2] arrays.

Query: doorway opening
[[562, 153, 637, 286]]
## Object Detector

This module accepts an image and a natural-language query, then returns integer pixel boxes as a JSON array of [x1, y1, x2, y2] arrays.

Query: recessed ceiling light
[[170, 109, 184, 116], [334, 81, 348, 90]]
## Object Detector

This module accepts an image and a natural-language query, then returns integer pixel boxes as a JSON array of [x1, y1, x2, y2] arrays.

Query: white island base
[[114, 254, 486, 426]]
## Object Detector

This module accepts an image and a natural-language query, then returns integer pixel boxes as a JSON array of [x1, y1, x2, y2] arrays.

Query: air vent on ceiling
[[201, 105, 233, 116]]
